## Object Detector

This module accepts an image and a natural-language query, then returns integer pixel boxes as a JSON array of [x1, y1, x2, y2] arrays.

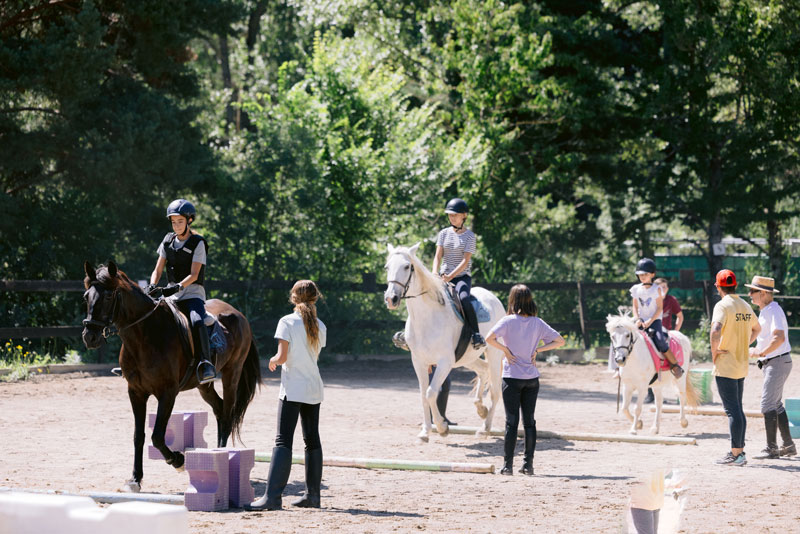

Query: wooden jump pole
[[439, 426, 696, 446], [650, 406, 763, 418], [254, 453, 495, 474]]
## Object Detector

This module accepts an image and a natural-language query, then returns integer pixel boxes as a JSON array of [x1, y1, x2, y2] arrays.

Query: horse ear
[[387, 243, 395, 255], [408, 242, 421, 257], [108, 260, 118, 278], [84, 261, 96, 281]]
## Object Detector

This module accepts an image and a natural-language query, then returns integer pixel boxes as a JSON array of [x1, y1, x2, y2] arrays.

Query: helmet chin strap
[[451, 223, 464, 230]]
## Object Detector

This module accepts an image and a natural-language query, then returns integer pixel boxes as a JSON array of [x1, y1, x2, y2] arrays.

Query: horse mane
[[390, 246, 446, 304], [87, 264, 147, 299], [605, 313, 637, 334]]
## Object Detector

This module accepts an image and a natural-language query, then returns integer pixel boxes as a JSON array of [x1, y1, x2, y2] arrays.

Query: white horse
[[606, 314, 698, 435], [384, 243, 505, 442]]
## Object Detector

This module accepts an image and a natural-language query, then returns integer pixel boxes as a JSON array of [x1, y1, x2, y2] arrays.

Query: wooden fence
[[1, 269, 721, 361]]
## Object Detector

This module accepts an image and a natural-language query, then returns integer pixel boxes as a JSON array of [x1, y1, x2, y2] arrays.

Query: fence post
[[702, 280, 712, 318], [576, 282, 590, 350]]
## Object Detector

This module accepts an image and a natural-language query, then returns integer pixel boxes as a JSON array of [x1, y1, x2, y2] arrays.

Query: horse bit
[[611, 331, 636, 361]]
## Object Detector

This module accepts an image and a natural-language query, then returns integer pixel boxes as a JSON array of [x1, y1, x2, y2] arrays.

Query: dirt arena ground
[[1, 358, 799, 533]]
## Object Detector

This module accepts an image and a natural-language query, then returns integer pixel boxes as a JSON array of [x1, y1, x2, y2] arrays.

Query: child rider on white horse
[[631, 258, 683, 379]]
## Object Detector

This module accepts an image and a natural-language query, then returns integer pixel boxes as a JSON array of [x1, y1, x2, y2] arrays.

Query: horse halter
[[386, 258, 429, 300]]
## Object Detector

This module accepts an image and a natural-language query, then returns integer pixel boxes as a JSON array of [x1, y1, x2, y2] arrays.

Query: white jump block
[[148, 411, 208, 460], [213, 448, 255, 508], [0, 492, 187, 534], [184, 449, 229, 512]]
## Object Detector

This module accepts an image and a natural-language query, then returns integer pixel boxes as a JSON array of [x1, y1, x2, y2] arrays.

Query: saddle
[[164, 300, 228, 388], [445, 285, 491, 362]]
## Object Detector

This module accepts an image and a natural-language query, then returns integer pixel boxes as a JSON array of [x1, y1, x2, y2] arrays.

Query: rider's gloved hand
[[145, 283, 159, 296], [161, 283, 183, 297]]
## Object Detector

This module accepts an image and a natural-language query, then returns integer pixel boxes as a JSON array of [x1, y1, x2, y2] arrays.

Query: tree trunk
[[218, 34, 239, 132], [767, 218, 785, 289]]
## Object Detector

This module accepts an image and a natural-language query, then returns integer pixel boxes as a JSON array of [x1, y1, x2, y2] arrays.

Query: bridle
[[82, 283, 160, 338], [611, 328, 637, 364], [386, 258, 428, 300]]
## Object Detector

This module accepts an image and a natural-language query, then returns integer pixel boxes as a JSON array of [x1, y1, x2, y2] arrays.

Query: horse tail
[[231, 340, 263, 443], [683, 372, 700, 413]]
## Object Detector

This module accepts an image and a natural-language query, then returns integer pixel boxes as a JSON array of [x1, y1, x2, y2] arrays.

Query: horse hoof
[[681, 419, 689, 428], [629, 429, 638, 435], [416, 436, 429, 444], [121, 480, 141, 493], [438, 426, 450, 438], [475, 430, 489, 438], [475, 405, 488, 419], [650, 428, 659, 435], [636, 420, 643, 430]]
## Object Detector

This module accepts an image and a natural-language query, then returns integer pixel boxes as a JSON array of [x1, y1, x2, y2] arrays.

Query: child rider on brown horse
[[147, 199, 217, 384]]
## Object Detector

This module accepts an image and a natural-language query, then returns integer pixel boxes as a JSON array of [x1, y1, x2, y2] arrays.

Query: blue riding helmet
[[166, 199, 196, 223], [635, 258, 656, 275], [444, 198, 468, 214]]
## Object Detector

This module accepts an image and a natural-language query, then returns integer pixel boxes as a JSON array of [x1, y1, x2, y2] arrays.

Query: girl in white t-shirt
[[248, 280, 327, 511], [630, 258, 682, 378]]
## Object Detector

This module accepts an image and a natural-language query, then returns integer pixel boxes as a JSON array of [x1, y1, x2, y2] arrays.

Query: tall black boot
[[460, 296, 485, 350], [776, 410, 797, 457], [753, 411, 779, 459], [292, 448, 322, 508], [246, 447, 293, 510], [437, 375, 457, 425], [520, 426, 536, 476], [192, 322, 217, 384], [501, 425, 516, 475]]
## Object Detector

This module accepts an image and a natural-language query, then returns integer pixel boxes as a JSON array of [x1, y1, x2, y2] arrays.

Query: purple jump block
[[147, 411, 208, 460], [185, 449, 230, 512], [212, 448, 255, 508]]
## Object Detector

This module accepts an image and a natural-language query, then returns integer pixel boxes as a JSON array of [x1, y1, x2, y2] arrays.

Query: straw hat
[[744, 275, 780, 293]]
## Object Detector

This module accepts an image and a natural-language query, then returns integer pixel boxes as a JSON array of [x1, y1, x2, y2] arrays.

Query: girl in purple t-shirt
[[486, 284, 565, 476]]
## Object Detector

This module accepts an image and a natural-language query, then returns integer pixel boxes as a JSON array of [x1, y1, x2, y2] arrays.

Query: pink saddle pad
[[639, 331, 684, 371]]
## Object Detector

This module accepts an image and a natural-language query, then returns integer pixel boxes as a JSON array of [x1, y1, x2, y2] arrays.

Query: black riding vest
[[162, 232, 207, 286]]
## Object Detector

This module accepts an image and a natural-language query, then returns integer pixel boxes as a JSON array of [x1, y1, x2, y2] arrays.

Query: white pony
[[384, 243, 505, 442], [606, 314, 698, 435]]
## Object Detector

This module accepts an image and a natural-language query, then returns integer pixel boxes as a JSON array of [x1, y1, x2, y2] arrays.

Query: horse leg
[[427, 361, 452, 436], [478, 347, 503, 436], [651, 385, 663, 435], [411, 359, 432, 443], [631, 386, 645, 434], [151, 392, 184, 470], [621, 383, 633, 423], [198, 382, 226, 446], [463, 358, 489, 419], [123, 389, 148, 493]]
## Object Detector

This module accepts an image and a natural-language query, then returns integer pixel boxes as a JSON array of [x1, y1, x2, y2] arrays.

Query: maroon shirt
[[661, 295, 682, 330]]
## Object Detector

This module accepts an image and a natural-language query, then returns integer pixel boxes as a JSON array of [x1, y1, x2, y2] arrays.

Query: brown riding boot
[[664, 349, 683, 378]]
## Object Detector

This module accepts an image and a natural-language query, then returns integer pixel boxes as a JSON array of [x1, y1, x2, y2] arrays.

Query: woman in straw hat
[[746, 275, 796, 459]]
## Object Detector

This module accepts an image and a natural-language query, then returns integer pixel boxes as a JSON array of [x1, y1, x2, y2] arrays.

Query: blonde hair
[[290, 280, 322, 351]]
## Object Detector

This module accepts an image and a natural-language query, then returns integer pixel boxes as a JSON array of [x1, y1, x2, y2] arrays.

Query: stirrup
[[471, 333, 486, 350], [670, 364, 683, 379], [197, 360, 218, 384]]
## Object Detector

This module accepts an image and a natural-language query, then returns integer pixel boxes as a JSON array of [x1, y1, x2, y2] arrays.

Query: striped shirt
[[436, 227, 476, 276]]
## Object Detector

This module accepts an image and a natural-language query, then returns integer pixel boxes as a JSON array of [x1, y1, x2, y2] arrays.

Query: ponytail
[[290, 280, 321, 351]]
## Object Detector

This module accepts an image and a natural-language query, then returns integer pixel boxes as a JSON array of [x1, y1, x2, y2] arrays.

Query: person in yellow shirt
[[710, 269, 760, 466]]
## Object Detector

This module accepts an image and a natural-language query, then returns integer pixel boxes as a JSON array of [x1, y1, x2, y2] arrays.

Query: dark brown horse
[[81, 261, 262, 492]]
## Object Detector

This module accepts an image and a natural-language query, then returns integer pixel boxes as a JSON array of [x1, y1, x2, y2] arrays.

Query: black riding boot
[[754, 411, 779, 459], [501, 426, 516, 475], [520, 427, 535, 476], [437, 378, 458, 426], [460, 296, 486, 350], [292, 448, 322, 508], [192, 322, 217, 384], [247, 447, 293, 510], [777, 410, 797, 457]]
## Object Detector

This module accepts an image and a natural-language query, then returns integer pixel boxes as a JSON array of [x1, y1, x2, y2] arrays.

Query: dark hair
[[507, 284, 538, 317], [290, 280, 322, 351], [719, 285, 736, 295], [654, 277, 668, 286]]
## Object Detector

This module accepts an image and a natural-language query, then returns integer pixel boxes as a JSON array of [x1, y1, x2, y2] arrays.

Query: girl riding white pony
[[384, 243, 505, 442], [606, 314, 698, 435]]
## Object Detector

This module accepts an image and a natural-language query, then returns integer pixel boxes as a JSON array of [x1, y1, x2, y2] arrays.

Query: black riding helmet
[[166, 199, 196, 224], [635, 258, 656, 275], [444, 198, 469, 214]]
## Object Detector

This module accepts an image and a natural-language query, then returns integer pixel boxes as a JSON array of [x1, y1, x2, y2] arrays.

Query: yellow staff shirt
[[711, 294, 758, 379]]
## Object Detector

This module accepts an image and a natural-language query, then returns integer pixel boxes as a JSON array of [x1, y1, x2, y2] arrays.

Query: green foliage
[[0, 340, 59, 382], [689, 315, 712, 363]]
